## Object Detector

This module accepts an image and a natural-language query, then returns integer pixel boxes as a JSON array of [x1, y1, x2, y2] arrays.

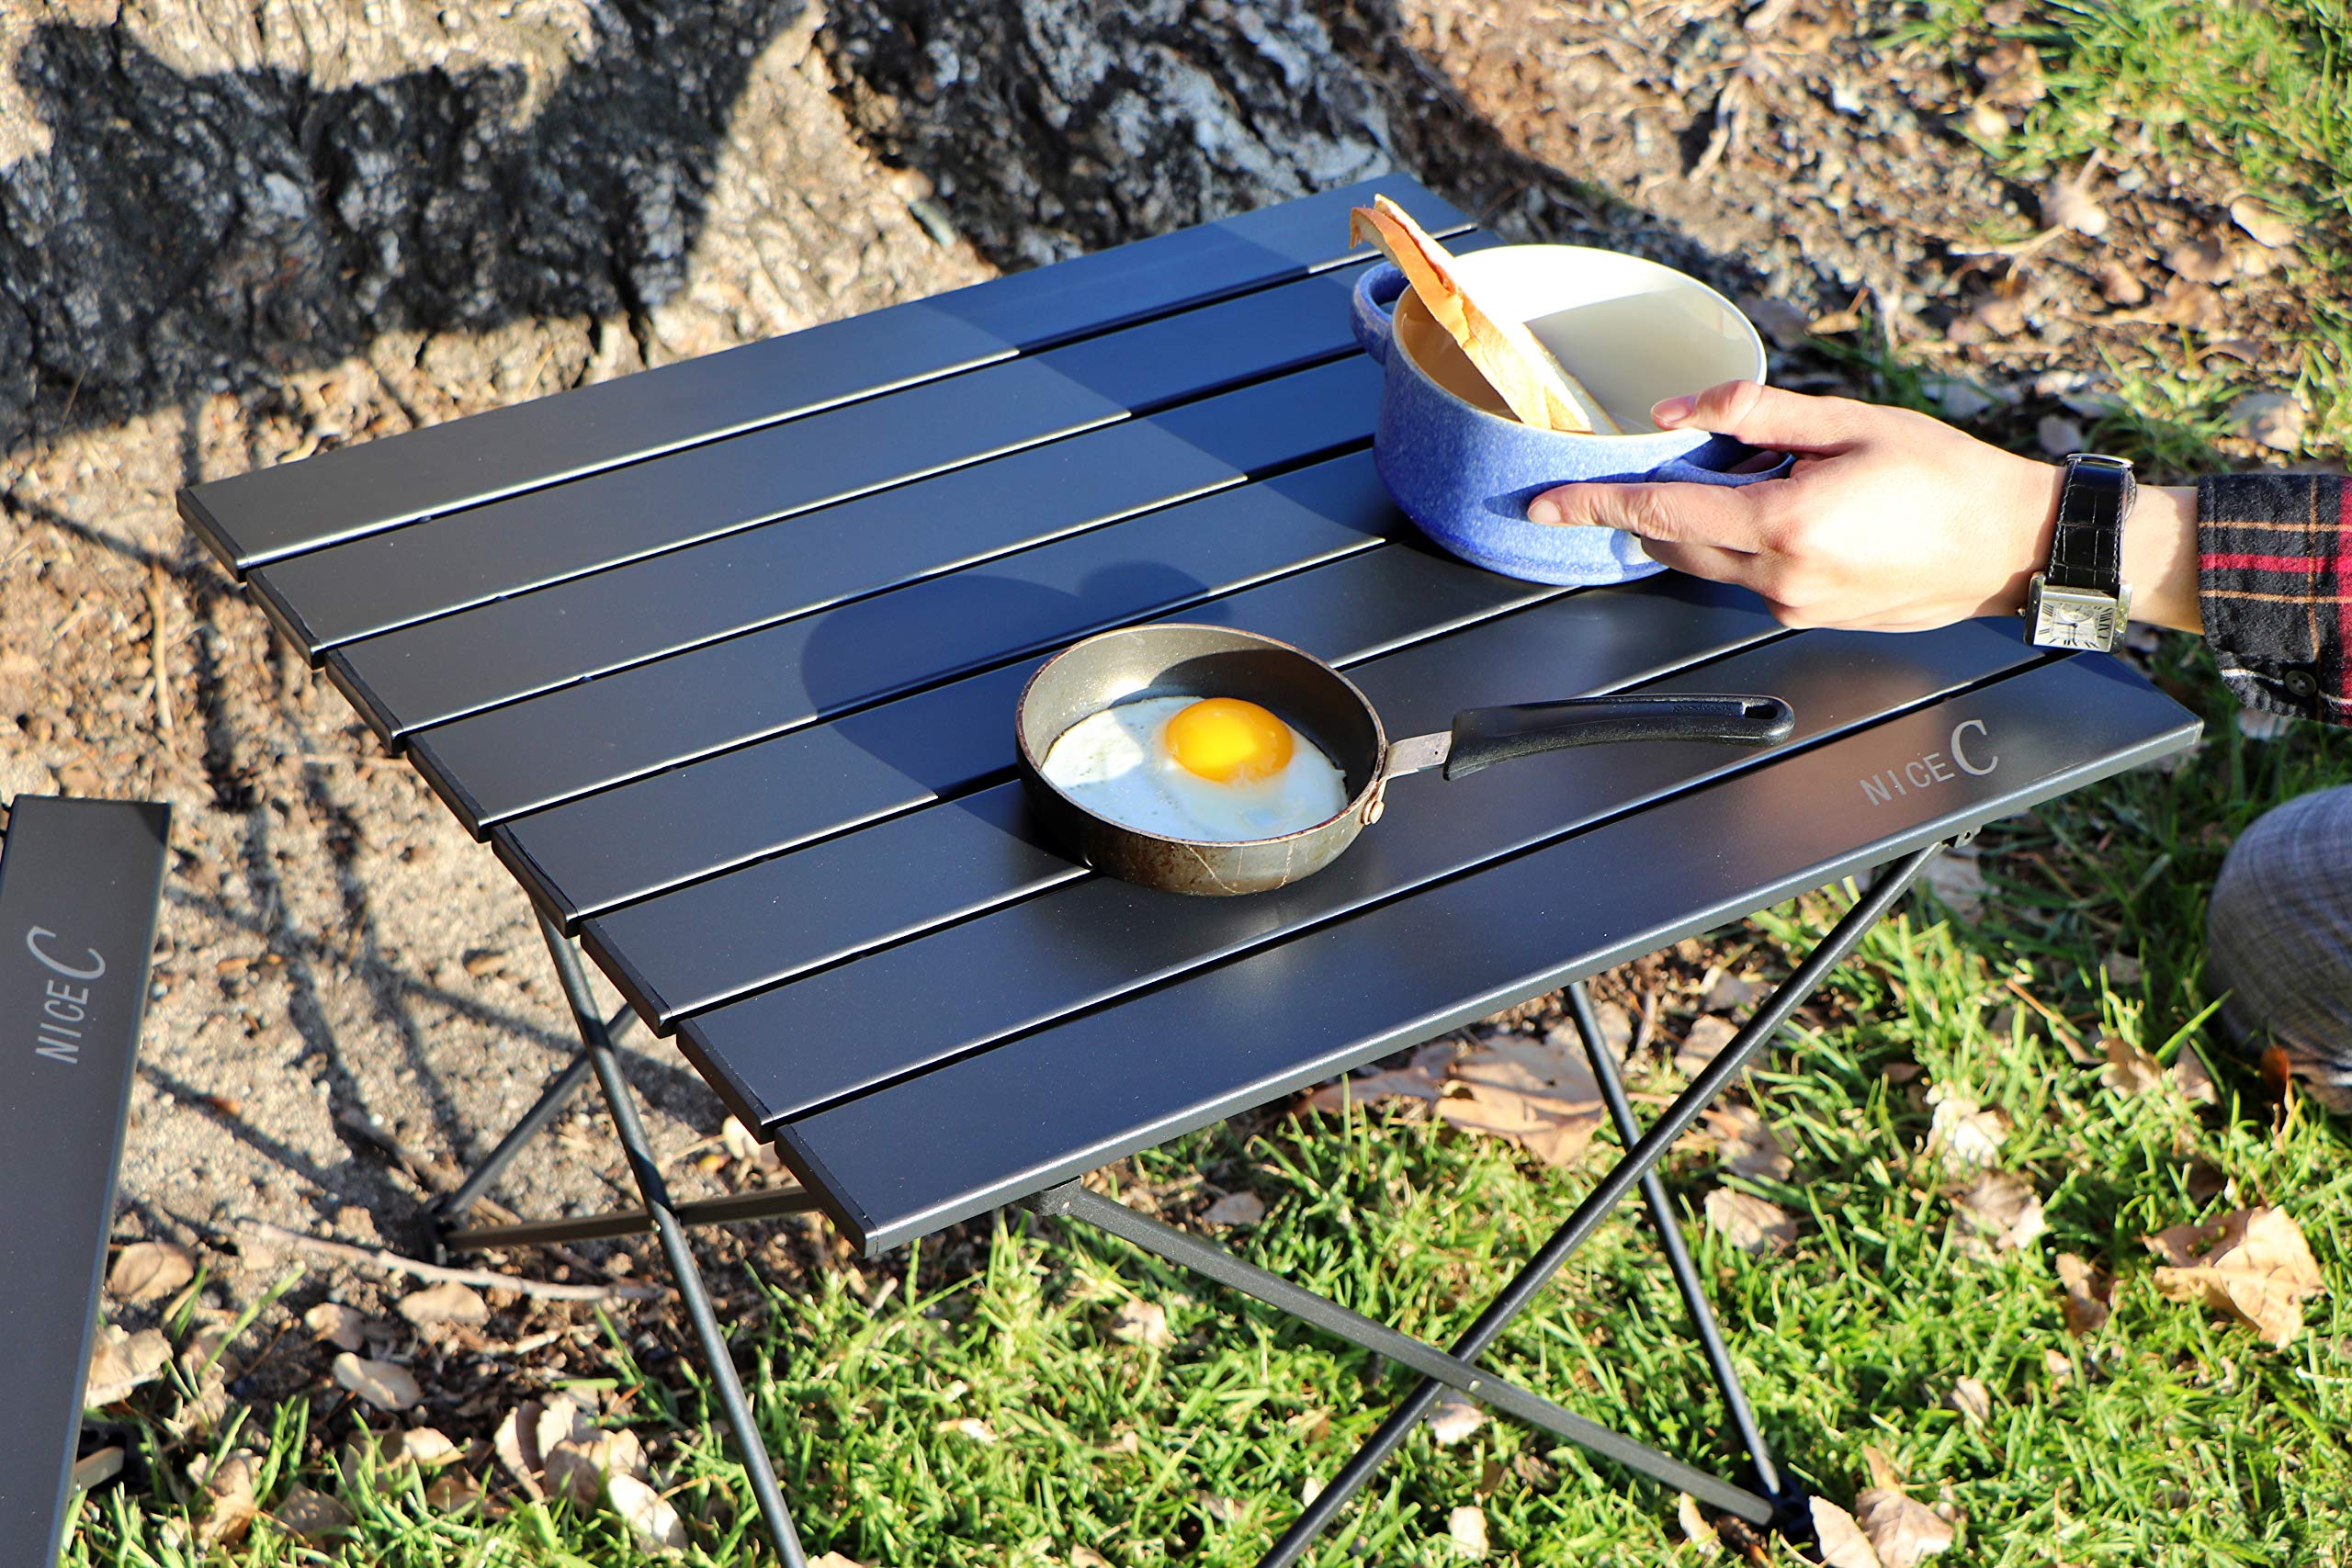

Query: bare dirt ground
[[1, 3, 997, 1381], [2, 0, 2321, 1452]]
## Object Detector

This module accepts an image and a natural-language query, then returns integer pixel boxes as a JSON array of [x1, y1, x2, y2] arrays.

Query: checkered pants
[[2208, 786, 2352, 1111]]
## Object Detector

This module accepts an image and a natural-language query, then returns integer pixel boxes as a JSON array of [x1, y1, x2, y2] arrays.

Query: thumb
[[1650, 378, 1866, 453]]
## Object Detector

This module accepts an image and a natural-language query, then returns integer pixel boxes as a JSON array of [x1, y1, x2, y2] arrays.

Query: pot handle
[[1442, 694, 1794, 781], [1350, 262, 1408, 367]]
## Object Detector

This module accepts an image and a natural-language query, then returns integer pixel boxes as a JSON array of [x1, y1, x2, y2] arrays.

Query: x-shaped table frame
[[428, 840, 1946, 1564]]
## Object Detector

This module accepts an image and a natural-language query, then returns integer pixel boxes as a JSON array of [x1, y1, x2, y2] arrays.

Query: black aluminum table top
[[183, 177, 2200, 1255]]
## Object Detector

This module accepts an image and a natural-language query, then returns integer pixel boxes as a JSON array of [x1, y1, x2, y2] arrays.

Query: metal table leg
[[531, 910, 810, 1567], [1567, 981, 1797, 1526], [1253, 843, 1944, 1566], [1036, 1181, 1777, 1524], [431, 1043, 599, 1233]]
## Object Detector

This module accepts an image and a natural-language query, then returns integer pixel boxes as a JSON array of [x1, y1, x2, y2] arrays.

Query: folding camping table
[[180, 175, 2200, 1564]]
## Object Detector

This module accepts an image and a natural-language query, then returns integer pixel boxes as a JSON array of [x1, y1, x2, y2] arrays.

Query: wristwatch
[[2024, 453, 2136, 651]]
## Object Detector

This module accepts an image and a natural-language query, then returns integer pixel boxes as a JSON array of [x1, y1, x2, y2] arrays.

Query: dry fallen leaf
[[2056, 1253, 2112, 1337], [332, 1353, 422, 1412], [72, 1446, 125, 1492], [107, 1241, 196, 1304], [1924, 1089, 2008, 1171], [1429, 1391, 1488, 1448], [2095, 262, 2145, 305], [2100, 1036, 2165, 1096], [809, 1556, 873, 1568], [84, 1325, 174, 1405], [1857, 1484, 1956, 1567], [1812, 1496, 1886, 1567], [195, 1450, 262, 1548], [1704, 1190, 1798, 1254], [545, 1426, 643, 1510], [1675, 1014, 1740, 1077], [2229, 195, 2298, 249], [401, 1428, 461, 1467], [2174, 1049, 2220, 1106], [1303, 1041, 1453, 1114], [275, 1485, 354, 1544], [1922, 854, 1989, 919], [1677, 1492, 1724, 1557], [720, 1115, 783, 1170], [2040, 167, 2108, 238], [2042, 1347, 2075, 1386], [1071, 1550, 1113, 1568], [1952, 1170, 2046, 1253], [1927, 377, 1998, 422], [2165, 238, 2234, 285], [942, 1416, 1000, 1444], [1438, 1035, 1606, 1167], [400, 1280, 490, 1327], [1110, 1299, 1174, 1349], [1447, 1503, 1490, 1557], [1706, 1102, 1794, 1180], [2230, 391, 2306, 453], [1740, 294, 1814, 352], [2036, 413, 2086, 457], [494, 1402, 552, 1499], [2144, 1206, 2325, 1348], [2121, 276, 2228, 332], [1944, 1377, 1991, 1427], [1202, 1190, 1267, 1227], [2238, 707, 2291, 743], [304, 1302, 368, 1352], [607, 1471, 688, 1551], [424, 1469, 485, 1511], [1977, 37, 2046, 106]]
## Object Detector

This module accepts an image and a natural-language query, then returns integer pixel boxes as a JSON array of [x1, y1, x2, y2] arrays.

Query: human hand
[[1525, 380, 2195, 633]]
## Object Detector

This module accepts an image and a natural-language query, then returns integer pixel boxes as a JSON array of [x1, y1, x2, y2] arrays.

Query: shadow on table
[[800, 560, 1211, 821]]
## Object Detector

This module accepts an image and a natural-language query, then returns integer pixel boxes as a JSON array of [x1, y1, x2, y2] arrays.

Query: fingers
[[1631, 536, 1765, 589], [1651, 379, 1870, 453], [1525, 479, 1775, 552]]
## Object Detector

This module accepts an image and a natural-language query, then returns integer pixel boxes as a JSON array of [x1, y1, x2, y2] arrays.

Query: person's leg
[[2206, 785, 2352, 1111]]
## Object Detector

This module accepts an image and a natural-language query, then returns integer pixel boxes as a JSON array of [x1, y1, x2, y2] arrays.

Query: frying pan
[[1015, 624, 1795, 897]]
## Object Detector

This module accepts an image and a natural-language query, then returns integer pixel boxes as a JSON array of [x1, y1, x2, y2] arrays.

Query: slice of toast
[[1349, 195, 1620, 435]]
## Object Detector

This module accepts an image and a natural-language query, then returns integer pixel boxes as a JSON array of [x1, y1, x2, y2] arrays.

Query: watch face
[[2034, 595, 2117, 649]]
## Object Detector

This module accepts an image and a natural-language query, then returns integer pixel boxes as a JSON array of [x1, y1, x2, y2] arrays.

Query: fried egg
[[1040, 695, 1350, 842]]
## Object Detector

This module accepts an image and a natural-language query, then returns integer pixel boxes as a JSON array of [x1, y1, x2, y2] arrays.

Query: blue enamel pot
[[1350, 244, 1786, 586]]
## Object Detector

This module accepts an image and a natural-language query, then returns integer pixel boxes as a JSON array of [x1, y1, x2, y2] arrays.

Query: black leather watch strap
[[2046, 454, 2134, 593]]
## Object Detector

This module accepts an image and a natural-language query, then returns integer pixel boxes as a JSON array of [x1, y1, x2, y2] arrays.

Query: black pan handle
[[1443, 694, 1795, 781]]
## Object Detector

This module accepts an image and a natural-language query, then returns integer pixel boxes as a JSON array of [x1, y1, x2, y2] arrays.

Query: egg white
[[1039, 695, 1350, 842]]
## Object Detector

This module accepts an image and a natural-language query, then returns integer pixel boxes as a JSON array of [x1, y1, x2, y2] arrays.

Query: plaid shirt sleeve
[[2197, 472, 2351, 728]]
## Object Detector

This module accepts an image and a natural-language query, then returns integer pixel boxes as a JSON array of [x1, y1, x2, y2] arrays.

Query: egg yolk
[[1163, 698, 1295, 784]]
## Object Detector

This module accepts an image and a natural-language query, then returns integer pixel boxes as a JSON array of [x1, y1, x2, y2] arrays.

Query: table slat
[[670, 618, 2029, 1109], [256, 356, 1124, 656], [496, 574, 1766, 930], [766, 654, 2197, 1252], [184, 176, 1463, 575], [324, 355, 1384, 737], [589, 584, 1792, 1029], [254, 260, 1418, 655], [411, 509, 1566, 836]]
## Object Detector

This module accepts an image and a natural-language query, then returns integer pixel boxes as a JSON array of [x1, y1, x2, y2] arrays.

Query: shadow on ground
[[0, 0, 801, 445]]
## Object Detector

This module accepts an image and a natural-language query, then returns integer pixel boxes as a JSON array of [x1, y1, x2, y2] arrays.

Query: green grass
[[1895, 0, 2352, 459]]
